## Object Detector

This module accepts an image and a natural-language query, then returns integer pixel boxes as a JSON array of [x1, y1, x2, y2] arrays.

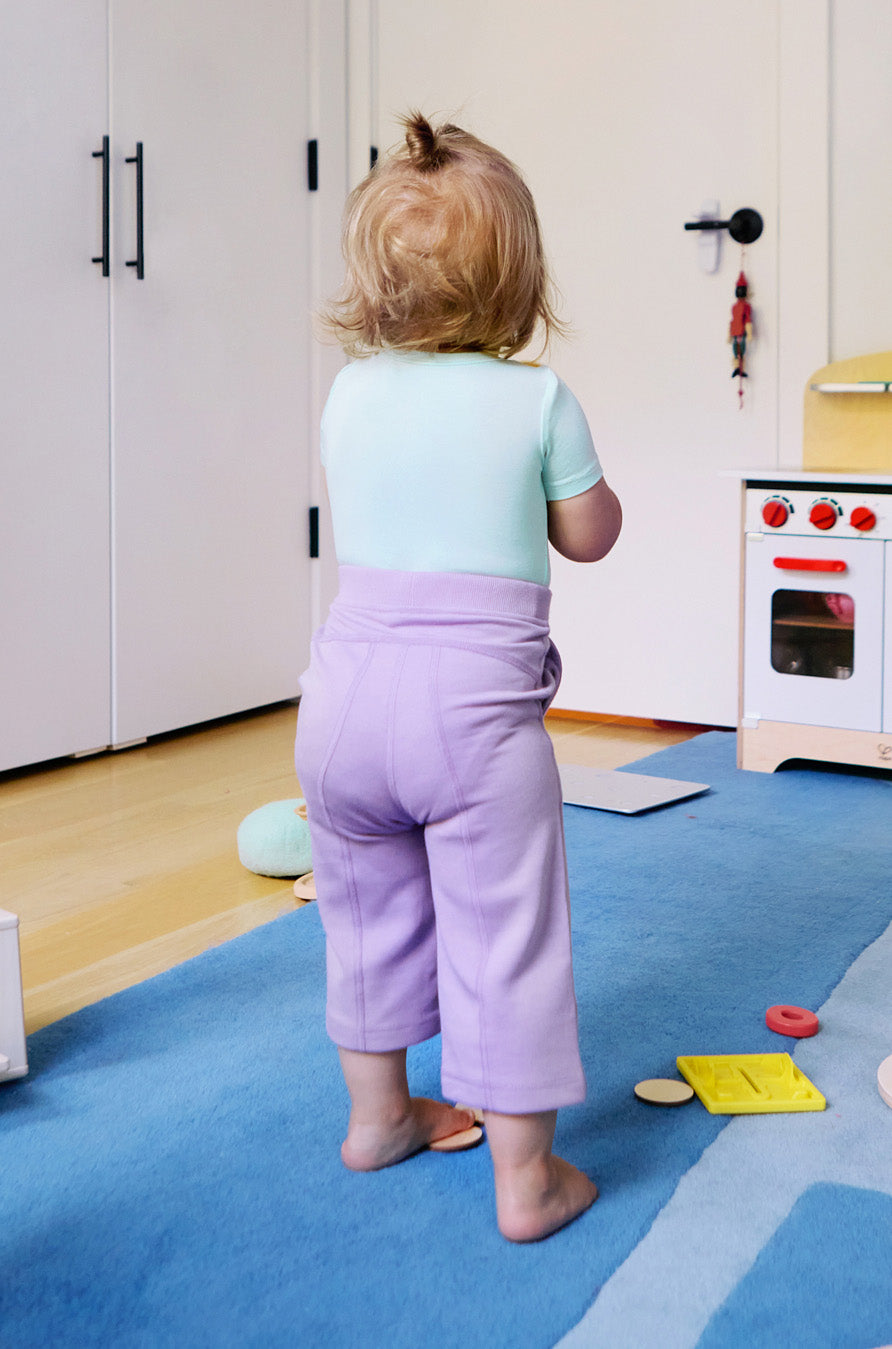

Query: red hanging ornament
[[729, 268, 753, 407]]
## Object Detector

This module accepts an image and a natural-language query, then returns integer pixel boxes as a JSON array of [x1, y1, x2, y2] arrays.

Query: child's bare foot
[[494, 1154, 598, 1242], [341, 1099, 477, 1172], [484, 1108, 597, 1242]]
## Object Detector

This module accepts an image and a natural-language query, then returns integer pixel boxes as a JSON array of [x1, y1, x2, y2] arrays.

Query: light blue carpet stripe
[[558, 912, 892, 1348], [698, 1184, 892, 1349]]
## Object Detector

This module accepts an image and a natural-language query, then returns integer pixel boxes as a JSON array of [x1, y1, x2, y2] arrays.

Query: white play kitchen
[[738, 353, 892, 772], [0, 910, 28, 1083]]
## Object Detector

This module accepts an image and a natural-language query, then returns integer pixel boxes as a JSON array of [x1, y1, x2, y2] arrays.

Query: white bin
[[0, 909, 28, 1081]]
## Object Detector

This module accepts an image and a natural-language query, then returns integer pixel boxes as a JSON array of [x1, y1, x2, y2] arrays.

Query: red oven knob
[[851, 506, 877, 532], [762, 499, 789, 528], [809, 501, 838, 530]]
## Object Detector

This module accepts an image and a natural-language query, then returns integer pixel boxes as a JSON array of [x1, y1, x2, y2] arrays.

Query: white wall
[[829, 0, 892, 361]]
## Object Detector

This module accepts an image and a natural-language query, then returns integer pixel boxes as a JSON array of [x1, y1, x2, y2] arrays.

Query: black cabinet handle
[[91, 136, 109, 276], [125, 143, 145, 279]]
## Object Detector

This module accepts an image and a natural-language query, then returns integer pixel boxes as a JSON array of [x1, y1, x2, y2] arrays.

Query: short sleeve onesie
[[320, 350, 602, 585]]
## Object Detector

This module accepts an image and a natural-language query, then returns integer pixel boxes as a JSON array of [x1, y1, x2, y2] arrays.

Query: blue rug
[[3, 731, 892, 1348], [698, 1185, 892, 1349]]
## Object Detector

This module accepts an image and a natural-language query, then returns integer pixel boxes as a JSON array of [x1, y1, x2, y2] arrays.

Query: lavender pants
[[294, 567, 586, 1114]]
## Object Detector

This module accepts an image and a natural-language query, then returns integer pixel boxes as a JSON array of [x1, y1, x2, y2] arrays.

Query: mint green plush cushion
[[237, 799, 312, 878]]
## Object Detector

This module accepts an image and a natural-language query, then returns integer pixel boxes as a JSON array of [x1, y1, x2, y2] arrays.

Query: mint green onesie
[[321, 351, 602, 586]]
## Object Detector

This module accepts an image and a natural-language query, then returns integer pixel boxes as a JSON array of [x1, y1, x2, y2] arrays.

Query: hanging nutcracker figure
[[729, 270, 753, 407]]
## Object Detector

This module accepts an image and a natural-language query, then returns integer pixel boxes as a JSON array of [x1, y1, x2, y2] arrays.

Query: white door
[[0, 1, 111, 770], [373, 0, 813, 725], [110, 0, 313, 743]]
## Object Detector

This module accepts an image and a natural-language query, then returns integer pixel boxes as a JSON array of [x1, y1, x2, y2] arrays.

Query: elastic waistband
[[335, 566, 552, 622]]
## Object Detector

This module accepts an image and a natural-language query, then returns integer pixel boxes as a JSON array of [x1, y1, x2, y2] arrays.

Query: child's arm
[[547, 478, 622, 563]]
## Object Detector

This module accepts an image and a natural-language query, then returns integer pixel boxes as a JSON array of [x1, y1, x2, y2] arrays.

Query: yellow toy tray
[[676, 1053, 826, 1115]]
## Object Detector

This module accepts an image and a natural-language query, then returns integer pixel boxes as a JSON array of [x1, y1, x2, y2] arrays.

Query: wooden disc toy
[[293, 872, 316, 900], [878, 1054, 892, 1110], [634, 1078, 695, 1106], [766, 1005, 819, 1037], [428, 1125, 484, 1153]]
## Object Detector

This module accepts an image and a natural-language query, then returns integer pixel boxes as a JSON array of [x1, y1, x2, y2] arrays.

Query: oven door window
[[771, 590, 854, 679]]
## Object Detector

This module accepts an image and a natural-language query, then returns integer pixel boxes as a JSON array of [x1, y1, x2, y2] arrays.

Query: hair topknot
[[402, 111, 455, 173]]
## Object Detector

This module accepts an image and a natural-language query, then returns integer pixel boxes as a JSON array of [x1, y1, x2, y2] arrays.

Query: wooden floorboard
[[0, 703, 700, 1033]]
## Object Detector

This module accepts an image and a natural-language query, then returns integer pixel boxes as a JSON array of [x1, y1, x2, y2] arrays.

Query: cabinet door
[[743, 535, 884, 732], [110, 0, 313, 744], [0, 1, 111, 770]]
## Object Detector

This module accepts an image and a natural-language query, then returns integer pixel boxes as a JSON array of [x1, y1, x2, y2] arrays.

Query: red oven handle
[[772, 557, 847, 573]]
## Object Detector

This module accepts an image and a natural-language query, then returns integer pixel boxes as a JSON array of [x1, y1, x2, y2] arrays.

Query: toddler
[[295, 113, 622, 1242]]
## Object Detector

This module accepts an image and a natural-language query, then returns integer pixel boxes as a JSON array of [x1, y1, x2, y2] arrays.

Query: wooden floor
[[0, 704, 701, 1035]]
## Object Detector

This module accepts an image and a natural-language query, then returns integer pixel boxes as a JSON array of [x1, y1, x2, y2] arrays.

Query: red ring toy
[[765, 1005, 819, 1038]]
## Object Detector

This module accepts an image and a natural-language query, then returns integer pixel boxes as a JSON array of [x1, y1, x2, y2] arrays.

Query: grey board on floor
[[559, 763, 710, 815]]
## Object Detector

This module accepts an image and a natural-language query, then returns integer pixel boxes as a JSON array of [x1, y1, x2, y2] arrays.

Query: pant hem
[[440, 1072, 587, 1115], [327, 1012, 442, 1054]]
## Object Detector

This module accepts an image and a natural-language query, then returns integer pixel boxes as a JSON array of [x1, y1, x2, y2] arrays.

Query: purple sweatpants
[[294, 566, 586, 1114]]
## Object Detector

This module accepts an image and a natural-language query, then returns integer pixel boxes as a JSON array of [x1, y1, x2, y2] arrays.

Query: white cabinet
[[109, 0, 315, 744], [1, 0, 326, 771], [738, 476, 892, 773], [743, 529, 885, 734], [1, 1, 112, 771], [885, 544, 892, 735]]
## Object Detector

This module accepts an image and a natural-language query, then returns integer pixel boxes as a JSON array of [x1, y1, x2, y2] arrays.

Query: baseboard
[[546, 708, 720, 733]]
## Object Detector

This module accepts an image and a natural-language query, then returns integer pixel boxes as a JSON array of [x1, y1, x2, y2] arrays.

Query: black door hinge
[[309, 506, 319, 558], [307, 140, 319, 192]]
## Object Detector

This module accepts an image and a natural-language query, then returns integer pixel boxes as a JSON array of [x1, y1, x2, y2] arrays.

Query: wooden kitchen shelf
[[804, 352, 892, 472], [810, 382, 891, 393], [773, 617, 854, 631]]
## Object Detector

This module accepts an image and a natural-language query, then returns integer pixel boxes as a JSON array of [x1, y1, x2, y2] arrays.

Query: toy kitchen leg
[[738, 718, 892, 774], [0, 910, 28, 1082]]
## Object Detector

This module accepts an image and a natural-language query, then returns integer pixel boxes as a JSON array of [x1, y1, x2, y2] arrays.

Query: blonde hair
[[321, 113, 565, 358]]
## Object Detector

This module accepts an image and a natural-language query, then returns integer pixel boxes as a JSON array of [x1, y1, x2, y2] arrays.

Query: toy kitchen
[[737, 351, 892, 773]]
